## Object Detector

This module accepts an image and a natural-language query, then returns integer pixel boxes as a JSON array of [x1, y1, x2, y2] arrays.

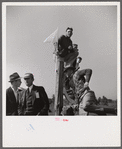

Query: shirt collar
[[28, 84, 33, 92], [11, 86, 18, 92]]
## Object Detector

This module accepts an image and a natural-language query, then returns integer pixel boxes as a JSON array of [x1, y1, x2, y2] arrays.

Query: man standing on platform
[[57, 27, 79, 67], [19, 73, 49, 115]]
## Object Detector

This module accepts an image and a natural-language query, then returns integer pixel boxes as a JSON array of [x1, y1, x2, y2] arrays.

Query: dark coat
[[58, 35, 73, 57], [6, 87, 22, 115], [19, 85, 49, 116]]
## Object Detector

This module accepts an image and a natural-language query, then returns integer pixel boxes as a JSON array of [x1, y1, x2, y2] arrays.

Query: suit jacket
[[6, 87, 23, 115], [19, 85, 49, 116]]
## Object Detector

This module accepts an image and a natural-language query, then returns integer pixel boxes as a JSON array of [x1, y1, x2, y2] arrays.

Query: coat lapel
[[31, 85, 37, 105]]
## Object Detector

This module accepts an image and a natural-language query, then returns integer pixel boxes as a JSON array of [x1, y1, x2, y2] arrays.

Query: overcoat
[[19, 85, 49, 115], [6, 87, 23, 115]]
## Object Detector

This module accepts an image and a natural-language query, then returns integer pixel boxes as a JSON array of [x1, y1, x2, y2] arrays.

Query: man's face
[[66, 29, 73, 38], [12, 79, 22, 88], [24, 77, 33, 87]]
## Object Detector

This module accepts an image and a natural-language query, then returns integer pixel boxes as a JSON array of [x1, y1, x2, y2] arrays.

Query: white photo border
[[2, 2, 121, 147]]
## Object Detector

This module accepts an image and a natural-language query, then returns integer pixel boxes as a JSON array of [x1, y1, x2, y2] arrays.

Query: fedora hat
[[9, 72, 21, 82]]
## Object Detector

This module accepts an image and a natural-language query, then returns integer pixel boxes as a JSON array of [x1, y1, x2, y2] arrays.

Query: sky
[[5, 3, 118, 100]]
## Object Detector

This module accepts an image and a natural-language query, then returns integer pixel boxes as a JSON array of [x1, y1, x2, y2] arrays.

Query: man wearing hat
[[18, 73, 49, 115], [6, 72, 23, 115]]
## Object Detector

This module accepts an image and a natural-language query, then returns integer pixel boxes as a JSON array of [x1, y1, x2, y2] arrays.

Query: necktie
[[27, 88, 31, 96], [27, 88, 30, 94]]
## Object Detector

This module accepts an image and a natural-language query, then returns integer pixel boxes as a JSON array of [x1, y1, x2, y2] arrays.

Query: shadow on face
[[24, 77, 34, 87]]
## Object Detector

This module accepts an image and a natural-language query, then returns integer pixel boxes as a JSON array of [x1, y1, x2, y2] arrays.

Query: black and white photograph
[[2, 2, 121, 147]]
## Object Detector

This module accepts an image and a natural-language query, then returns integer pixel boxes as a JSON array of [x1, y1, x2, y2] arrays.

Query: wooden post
[[58, 57, 64, 115], [54, 56, 64, 115]]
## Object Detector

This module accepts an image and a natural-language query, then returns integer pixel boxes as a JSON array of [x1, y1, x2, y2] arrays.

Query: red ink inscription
[[63, 119, 69, 121], [55, 117, 60, 121], [55, 118, 69, 122]]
